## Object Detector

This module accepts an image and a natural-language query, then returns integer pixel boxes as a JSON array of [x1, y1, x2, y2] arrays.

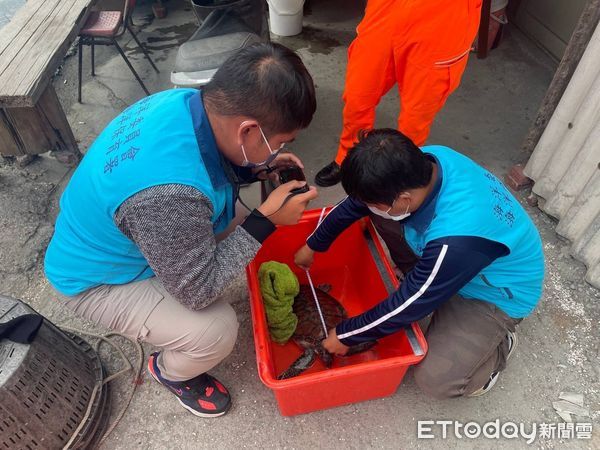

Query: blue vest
[[44, 89, 235, 296], [404, 146, 545, 318]]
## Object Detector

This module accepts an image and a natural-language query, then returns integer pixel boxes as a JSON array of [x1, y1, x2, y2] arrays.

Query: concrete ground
[[0, 0, 598, 448]]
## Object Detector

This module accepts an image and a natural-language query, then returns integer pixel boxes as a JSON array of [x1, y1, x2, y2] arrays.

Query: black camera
[[278, 166, 309, 195]]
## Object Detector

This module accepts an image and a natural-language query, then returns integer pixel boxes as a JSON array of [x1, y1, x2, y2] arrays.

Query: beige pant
[[60, 277, 239, 382]]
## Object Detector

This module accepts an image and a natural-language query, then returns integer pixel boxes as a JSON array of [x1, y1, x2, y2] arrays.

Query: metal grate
[[0, 295, 107, 449]]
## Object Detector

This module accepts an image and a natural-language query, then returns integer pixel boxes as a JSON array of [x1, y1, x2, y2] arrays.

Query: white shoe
[[468, 371, 500, 397], [468, 331, 517, 397], [506, 329, 518, 361]]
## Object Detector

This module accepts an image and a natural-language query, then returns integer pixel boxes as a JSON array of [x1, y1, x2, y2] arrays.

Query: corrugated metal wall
[[524, 22, 600, 288]]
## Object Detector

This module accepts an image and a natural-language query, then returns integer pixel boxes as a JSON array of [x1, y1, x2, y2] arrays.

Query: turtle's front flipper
[[345, 340, 377, 356], [315, 344, 334, 368], [277, 348, 316, 380]]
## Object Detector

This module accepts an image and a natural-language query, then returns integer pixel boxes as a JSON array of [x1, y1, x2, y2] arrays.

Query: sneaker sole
[[147, 360, 231, 418], [467, 332, 518, 398], [177, 398, 230, 418], [506, 330, 518, 362], [468, 372, 499, 397]]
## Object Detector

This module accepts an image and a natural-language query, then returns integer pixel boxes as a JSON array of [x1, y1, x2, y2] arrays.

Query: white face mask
[[240, 124, 284, 168], [368, 199, 411, 221]]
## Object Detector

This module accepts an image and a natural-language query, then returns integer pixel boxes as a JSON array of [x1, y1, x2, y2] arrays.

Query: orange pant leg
[[396, 55, 470, 146], [395, 0, 482, 146], [336, 0, 482, 161], [334, 1, 397, 165]]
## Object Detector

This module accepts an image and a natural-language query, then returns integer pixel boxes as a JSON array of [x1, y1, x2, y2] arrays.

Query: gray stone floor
[[0, 0, 598, 448]]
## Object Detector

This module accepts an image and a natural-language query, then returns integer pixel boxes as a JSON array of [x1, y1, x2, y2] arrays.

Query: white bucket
[[267, 0, 305, 37]]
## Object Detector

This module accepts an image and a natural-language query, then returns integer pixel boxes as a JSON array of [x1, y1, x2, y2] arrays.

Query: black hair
[[203, 42, 316, 134], [340, 129, 433, 205]]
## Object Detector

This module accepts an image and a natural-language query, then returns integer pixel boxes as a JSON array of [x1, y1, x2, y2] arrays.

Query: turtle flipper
[[345, 340, 377, 356], [315, 344, 333, 368], [277, 348, 316, 380]]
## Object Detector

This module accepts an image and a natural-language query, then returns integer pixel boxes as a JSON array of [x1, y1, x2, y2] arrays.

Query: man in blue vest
[[295, 128, 544, 398], [45, 43, 317, 417]]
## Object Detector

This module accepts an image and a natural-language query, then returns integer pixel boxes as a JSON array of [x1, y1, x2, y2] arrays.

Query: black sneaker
[[147, 352, 231, 417], [315, 161, 341, 187]]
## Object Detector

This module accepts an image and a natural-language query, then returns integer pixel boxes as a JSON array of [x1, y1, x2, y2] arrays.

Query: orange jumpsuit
[[335, 0, 482, 165]]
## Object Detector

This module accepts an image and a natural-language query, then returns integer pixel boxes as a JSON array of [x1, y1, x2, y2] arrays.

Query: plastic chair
[[78, 0, 159, 102]]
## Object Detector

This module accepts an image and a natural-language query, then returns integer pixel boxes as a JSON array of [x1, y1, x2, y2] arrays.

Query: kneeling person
[[45, 43, 317, 417], [295, 129, 544, 398]]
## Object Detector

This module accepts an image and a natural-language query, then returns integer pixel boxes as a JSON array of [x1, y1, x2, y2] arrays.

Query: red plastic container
[[246, 209, 427, 416]]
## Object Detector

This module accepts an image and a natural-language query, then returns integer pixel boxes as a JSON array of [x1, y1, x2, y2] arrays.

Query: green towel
[[258, 261, 299, 344]]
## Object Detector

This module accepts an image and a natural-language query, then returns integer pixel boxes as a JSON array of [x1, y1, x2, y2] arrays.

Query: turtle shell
[[277, 284, 377, 379], [292, 285, 347, 340]]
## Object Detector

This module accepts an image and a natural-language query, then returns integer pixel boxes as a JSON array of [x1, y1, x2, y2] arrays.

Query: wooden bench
[[0, 0, 94, 162]]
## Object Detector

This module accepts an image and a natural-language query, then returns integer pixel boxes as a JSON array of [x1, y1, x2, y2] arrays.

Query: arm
[[335, 236, 508, 346], [306, 196, 370, 251], [115, 184, 275, 310]]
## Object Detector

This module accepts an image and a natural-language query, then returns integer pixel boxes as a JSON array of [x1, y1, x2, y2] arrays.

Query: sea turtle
[[277, 284, 376, 380]]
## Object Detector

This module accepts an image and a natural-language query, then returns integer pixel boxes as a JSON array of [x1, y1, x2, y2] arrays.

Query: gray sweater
[[114, 184, 274, 311]]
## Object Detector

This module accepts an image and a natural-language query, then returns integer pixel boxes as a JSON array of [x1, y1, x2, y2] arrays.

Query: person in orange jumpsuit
[[315, 0, 483, 187]]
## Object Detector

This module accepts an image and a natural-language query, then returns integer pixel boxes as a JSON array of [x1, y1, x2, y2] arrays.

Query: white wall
[[524, 21, 600, 288]]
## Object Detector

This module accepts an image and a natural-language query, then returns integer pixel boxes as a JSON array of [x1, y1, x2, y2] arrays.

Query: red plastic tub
[[246, 208, 427, 416]]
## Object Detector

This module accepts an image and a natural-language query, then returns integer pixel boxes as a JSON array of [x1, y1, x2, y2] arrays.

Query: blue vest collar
[[189, 91, 235, 230], [189, 91, 232, 190], [405, 154, 443, 233]]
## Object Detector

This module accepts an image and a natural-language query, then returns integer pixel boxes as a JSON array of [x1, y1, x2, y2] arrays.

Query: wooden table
[[0, 0, 93, 160]]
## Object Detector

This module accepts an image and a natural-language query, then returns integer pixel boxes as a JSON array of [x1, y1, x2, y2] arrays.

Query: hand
[[271, 152, 304, 170], [294, 244, 315, 270], [253, 152, 304, 181], [257, 181, 318, 225], [322, 328, 349, 356]]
